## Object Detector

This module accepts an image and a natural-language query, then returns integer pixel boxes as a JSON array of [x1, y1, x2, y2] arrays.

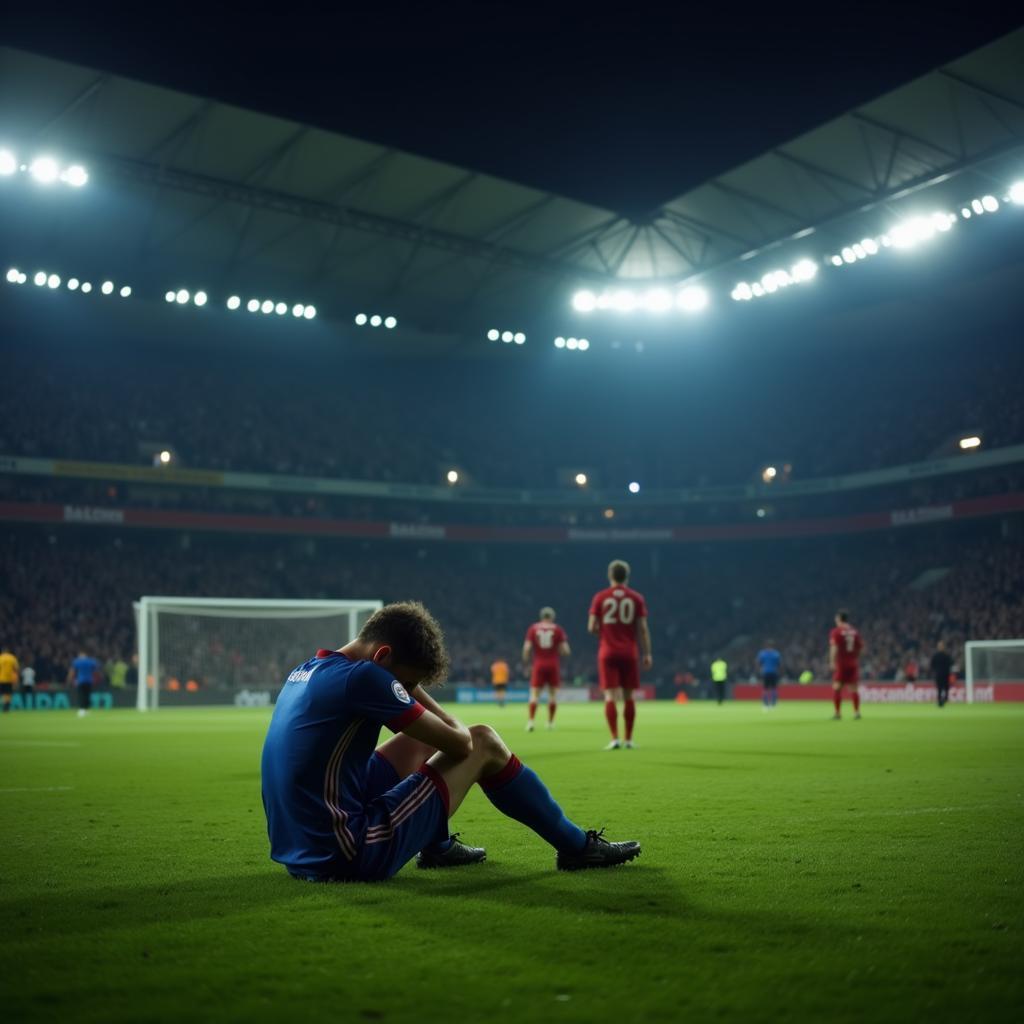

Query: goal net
[[963, 639, 1024, 703], [134, 597, 382, 710]]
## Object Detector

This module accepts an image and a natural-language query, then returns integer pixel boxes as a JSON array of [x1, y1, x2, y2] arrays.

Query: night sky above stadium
[[4, 1, 1021, 217]]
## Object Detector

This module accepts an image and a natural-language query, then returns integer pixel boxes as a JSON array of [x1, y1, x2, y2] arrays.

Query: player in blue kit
[[261, 602, 640, 882], [756, 642, 782, 711]]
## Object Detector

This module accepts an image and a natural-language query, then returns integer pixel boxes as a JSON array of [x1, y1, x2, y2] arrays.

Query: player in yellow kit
[[0, 646, 20, 713], [490, 658, 510, 708]]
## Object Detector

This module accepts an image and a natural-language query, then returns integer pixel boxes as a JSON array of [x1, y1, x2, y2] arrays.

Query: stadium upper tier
[[4, 330, 1022, 494]]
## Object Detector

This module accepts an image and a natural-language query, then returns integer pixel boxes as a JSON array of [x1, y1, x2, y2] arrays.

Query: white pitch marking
[[0, 786, 74, 793]]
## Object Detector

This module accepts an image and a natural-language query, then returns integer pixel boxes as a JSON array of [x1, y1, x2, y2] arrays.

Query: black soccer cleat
[[556, 828, 641, 871], [416, 834, 487, 869]]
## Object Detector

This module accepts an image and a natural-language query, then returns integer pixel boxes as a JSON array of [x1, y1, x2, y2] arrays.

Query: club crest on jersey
[[392, 680, 412, 703]]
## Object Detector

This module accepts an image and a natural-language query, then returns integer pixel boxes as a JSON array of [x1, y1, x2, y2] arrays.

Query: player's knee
[[468, 723, 509, 767]]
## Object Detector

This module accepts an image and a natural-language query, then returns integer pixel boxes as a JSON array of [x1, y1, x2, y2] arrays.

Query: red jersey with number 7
[[590, 585, 647, 657], [830, 623, 863, 673]]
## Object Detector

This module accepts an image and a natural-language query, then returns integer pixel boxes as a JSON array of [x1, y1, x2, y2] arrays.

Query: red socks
[[852, 689, 861, 712], [624, 700, 636, 741], [604, 701, 619, 739], [548, 701, 557, 724], [528, 701, 537, 723], [833, 690, 842, 714]]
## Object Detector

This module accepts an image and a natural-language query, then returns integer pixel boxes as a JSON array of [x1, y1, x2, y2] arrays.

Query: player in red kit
[[588, 560, 652, 750], [829, 609, 864, 720], [523, 607, 571, 732]]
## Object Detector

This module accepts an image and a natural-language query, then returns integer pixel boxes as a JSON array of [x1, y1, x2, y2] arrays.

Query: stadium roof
[[1, 29, 1022, 341]]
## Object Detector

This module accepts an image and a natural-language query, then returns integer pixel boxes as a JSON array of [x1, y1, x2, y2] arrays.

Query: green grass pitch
[[1, 701, 1022, 1023]]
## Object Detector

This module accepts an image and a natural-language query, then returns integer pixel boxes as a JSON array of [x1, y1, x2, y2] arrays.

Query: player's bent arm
[[587, 614, 600, 636], [559, 642, 571, 656], [411, 684, 466, 731], [402, 708, 473, 759]]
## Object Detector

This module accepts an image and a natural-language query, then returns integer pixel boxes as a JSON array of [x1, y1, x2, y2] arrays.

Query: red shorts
[[530, 664, 560, 689], [599, 653, 640, 692], [833, 665, 860, 684]]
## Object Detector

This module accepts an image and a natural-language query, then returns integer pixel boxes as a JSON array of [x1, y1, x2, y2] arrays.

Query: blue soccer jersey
[[757, 648, 782, 676], [261, 650, 427, 878], [72, 656, 98, 684]]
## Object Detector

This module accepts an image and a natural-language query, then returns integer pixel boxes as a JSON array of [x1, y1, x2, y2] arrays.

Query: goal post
[[134, 597, 382, 711], [963, 639, 1024, 704]]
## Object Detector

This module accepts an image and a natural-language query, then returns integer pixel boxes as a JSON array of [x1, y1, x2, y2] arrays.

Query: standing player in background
[[829, 610, 864, 720], [930, 640, 954, 708], [523, 607, 570, 732], [490, 657, 510, 708], [20, 659, 36, 708], [0, 646, 19, 713], [589, 560, 652, 750], [67, 649, 100, 718], [710, 656, 728, 705], [756, 641, 782, 712]]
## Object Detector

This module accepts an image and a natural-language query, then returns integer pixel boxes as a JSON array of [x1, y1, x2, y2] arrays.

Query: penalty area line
[[0, 786, 75, 793]]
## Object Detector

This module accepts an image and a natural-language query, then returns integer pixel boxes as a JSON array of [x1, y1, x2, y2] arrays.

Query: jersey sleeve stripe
[[385, 702, 425, 733]]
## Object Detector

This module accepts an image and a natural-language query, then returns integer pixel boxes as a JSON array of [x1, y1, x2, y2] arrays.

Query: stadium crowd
[[4, 328, 1023, 492], [2, 523, 1020, 692]]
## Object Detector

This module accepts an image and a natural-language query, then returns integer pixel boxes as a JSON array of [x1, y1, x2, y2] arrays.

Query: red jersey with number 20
[[590, 586, 647, 658], [830, 624, 863, 673], [525, 622, 567, 666]]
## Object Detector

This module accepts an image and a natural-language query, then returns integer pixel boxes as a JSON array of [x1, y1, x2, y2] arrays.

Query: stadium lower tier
[[2, 515, 1021, 690]]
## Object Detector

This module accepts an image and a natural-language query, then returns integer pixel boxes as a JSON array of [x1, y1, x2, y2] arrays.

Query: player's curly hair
[[358, 601, 450, 686]]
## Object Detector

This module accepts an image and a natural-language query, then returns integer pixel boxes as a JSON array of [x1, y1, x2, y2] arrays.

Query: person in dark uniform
[[930, 640, 954, 708]]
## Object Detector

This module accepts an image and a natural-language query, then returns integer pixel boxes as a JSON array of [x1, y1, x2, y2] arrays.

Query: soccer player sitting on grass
[[261, 602, 641, 882]]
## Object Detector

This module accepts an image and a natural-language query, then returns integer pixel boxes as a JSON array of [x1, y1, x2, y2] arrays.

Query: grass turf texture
[[1, 702, 1021, 1024]]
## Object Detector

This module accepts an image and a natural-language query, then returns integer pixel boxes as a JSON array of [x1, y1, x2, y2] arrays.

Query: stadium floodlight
[[573, 289, 597, 312], [274, 301, 286, 315], [446, 469, 459, 484], [677, 286, 708, 312], [247, 299, 260, 312], [65, 277, 79, 290], [762, 465, 777, 482], [1009, 182, 1024, 206], [841, 247, 856, 264], [756, 507, 767, 518], [500, 329, 513, 342], [385, 316, 398, 329], [981, 195, 999, 213], [578, 338, 590, 350], [961, 207, 972, 219], [628, 481, 640, 494], [194, 291, 208, 307], [260, 299, 274, 314], [792, 259, 818, 282], [761, 273, 779, 294], [959, 435, 982, 450], [303, 306, 316, 320], [29, 156, 59, 184], [158, 450, 172, 465], [830, 254, 843, 267], [645, 288, 672, 313], [356, 313, 369, 326], [566, 337, 579, 350], [751, 282, 764, 297], [227, 295, 241, 310], [862, 238, 879, 256], [33, 271, 46, 286], [610, 289, 637, 312], [47, 273, 61, 289], [932, 212, 955, 232], [80, 282, 92, 293], [61, 164, 88, 187], [292, 304, 305, 317], [574, 472, 588, 486], [176, 289, 190, 304], [852, 243, 866, 260], [0, 150, 16, 175], [119, 285, 131, 298], [731, 283, 754, 301], [6, 268, 20, 284], [165, 290, 175, 303], [554, 336, 566, 348], [513, 331, 525, 344], [486, 328, 499, 340], [971, 198, 984, 215], [371, 315, 383, 327], [101, 280, 114, 295]]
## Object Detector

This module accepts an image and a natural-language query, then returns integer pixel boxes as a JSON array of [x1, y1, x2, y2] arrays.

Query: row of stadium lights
[[0, 149, 88, 187], [355, 313, 398, 328], [571, 181, 1024, 315], [164, 290, 317, 319], [487, 328, 526, 345], [5, 267, 129, 297]]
